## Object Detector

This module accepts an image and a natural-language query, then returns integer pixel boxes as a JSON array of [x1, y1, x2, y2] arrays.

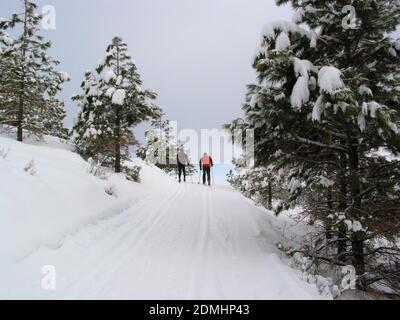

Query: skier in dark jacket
[[199, 153, 213, 186], [177, 148, 189, 183]]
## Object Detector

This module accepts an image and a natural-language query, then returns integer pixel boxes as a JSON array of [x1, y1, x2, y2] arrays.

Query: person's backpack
[[178, 151, 188, 165]]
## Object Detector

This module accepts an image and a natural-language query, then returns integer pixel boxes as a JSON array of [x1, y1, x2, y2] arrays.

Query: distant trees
[[228, 0, 400, 294], [227, 164, 282, 210], [136, 117, 197, 177], [0, 0, 69, 141], [72, 37, 161, 173], [137, 118, 177, 173]]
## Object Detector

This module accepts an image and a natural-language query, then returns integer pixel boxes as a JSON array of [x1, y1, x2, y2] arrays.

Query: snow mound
[[0, 134, 172, 261], [0, 127, 73, 151]]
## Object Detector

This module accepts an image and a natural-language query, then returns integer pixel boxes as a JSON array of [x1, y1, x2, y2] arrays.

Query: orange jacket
[[200, 155, 213, 169]]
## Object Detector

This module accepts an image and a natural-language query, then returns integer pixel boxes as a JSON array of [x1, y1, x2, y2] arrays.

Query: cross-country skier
[[199, 153, 213, 186], [177, 148, 189, 183]]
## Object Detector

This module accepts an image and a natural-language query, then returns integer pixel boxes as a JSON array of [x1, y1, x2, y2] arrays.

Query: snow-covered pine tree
[[0, 0, 69, 141], [73, 37, 161, 173], [139, 118, 178, 173], [231, 0, 400, 291], [72, 70, 110, 162], [183, 160, 198, 179], [97, 37, 161, 173], [278, 0, 400, 291], [227, 162, 281, 210], [0, 15, 17, 128], [136, 119, 198, 177], [40, 98, 69, 139], [224, 119, 281, 209]]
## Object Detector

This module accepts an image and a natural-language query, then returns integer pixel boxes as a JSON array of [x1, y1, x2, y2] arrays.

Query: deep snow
[[0, 133, 325, 300], [0, 134, 155, 260]]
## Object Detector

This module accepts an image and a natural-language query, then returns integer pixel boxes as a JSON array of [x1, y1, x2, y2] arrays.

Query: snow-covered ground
[[0, 133, 156, 261], [0, 134, 325, 300]]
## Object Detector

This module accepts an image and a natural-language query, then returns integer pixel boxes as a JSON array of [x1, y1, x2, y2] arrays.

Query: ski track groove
[[187, 186, 207, 299], [207, 187, 225, 299], [60, 196, 154, 294], [66, 185, 183, 298]]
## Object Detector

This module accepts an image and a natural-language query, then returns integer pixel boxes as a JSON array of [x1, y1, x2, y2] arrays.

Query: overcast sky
[[1, 0, 293, 140]]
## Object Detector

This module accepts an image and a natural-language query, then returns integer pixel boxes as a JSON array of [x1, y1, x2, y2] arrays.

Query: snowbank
[[0, 134, 172, 261]]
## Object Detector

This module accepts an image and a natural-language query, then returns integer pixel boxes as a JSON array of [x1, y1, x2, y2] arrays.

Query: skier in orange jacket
[[199, 153, 213, 186]]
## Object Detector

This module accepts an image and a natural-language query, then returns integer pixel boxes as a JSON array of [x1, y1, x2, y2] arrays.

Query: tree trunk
[[17, 96, 24, 142], [114, 101, 121, 173], [268, 180, 272, 210], [325, 187, 333, 240], [337, 150, 348, 261], [348, 138, 366, 290], [115, 138, 121, 173], [352, 237, 366, 291], [114, 44, 122, 173], [17, 0, 28, 142]]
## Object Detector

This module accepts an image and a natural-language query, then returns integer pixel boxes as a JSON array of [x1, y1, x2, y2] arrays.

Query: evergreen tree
[[0, 15, 17, 127], [72, 70, 110, 162], [227, 162, 282, 210], [73, 37, 161, 172], [0, 0, 69, 141], [136, 117, 199, 177], [138, 118, 178, 173], [230, 0, 400, 291], [40, 98, 69, 139]]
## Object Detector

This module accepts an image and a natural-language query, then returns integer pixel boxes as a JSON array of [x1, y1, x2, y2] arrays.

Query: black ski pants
[[178, 163, 186, 181], [203, 167, 211, 185]]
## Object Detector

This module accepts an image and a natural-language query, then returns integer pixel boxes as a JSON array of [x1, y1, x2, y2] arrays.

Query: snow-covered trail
[[3, 181, 323, 300]]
